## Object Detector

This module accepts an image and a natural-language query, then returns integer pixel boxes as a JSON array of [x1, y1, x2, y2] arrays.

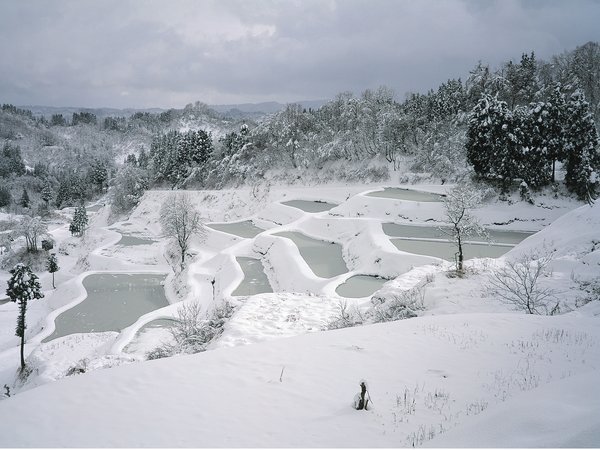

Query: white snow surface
[[0, 182, 599, 447]]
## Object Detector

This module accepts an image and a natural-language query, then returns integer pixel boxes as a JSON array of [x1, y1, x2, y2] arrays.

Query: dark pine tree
[[46, 253, 59, 289], [20, 188, 30, 208], [6, 264, 44, 371], [564, 90, 600, 200]]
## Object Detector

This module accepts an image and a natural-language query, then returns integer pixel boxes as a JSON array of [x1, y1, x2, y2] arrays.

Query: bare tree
[[17, 216, 48, 252], [160, 193, 205, 267], [487, 249, 557, 314], [441, 184, 486, 272]]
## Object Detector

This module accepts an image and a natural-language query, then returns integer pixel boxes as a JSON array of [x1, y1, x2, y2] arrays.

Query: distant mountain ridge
[[19, 99, 329, 120], [21, 105, 167, 119], [209, 99, 328, 114]]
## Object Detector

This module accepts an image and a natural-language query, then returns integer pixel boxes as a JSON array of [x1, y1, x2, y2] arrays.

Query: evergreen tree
[[50, 114, 66, 126], [55, 179, 70, 208], [137, 148, 149, 168], [519, 103, 552, 188], [69, 205, 88, 237], [90, 159, 108, 192], [20, 188, 30, 208], [466, 94, 519, 191], [187, 129, 213, 166], [6, 264, 44, 371], [41, 180, 53, 208], [502, 52, 540, 109], [543, 84, 568, 182], [0, 143, 26, 177], [564, 90, 600, 200], [0, 186, 11, 208], [46, 253, 59, 289]]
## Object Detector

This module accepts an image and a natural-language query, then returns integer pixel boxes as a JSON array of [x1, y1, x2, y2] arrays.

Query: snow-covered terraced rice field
[[42, 273, 168, 342]]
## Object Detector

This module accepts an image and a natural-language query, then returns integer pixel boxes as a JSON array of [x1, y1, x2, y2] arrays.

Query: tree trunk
[[52, 272, 55, 289], [552, 159, 556, 183], [20, 334, 25, 371], [457, 236, 464, 272]]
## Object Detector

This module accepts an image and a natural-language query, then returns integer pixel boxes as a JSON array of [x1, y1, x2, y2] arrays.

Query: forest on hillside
[[0, 41, 599, 219]]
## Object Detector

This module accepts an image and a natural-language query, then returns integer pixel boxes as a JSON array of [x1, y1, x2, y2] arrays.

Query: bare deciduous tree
[[487, 249, 557, 314], [441, 184, 486, 272], [17, 216, 48, 252], [160, 193, 205, 267]]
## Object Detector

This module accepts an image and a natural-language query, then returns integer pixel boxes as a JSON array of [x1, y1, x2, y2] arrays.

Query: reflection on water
[[383, 223, 533, 245], [391, 239, 511, 261], [367, 188, 444, 202], [275, 231, 347, 278], [335, 275, 388, 298], [43, 273, 168, 342], [281, 200, 338, 213], [206, 221, 265, 239], [232, 257, 273, 296]]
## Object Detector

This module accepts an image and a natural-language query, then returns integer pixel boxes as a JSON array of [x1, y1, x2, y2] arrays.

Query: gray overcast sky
[[1, 0, 599, 109]]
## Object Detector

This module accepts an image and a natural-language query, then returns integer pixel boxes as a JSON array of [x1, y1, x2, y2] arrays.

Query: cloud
[[0, 0, 598, 108]]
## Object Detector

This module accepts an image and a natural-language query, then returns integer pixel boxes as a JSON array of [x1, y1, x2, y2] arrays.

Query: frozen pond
[[275, 231, 348, 278], [207, 220, 265, 239], [383, 223, 534, 245], [281, 200, 338, 213], [43, 273, 169, 342], [117, 234, 156, 246], [232, 257, 273, 296], [391, 239, 511, 261], [335, 275, 388, 298], [366, 188, 445, 202]]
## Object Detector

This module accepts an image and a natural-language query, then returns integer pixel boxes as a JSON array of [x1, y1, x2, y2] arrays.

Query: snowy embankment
[[0, 182, 597, 447]]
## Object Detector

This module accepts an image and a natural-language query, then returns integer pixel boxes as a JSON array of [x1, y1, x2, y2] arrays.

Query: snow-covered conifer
[[6, 263, 44, 371], [46, 253, 59, 289], [69, 205, 88, 237], [564, 90, 600, 200]]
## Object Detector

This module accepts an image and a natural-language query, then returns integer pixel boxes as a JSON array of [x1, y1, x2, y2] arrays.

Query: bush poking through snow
[[147, 301, 235, 360], [327, 300, 364, 330], [65, 359, 88, 376], [327, 284, 427, 331], [369, 283, 427, 323], [486, 249, 557, 314]]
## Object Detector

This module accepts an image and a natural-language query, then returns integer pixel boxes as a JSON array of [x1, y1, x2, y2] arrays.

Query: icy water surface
[[391, 239, 511, 261], [43, 273, 169, 342], [207, 220, 265, 239], [232, 257, 273, 296], [382, 223, 534, 245], [275, 231, 348, 278], [117, 234, 156, 246], [281, 200, 338, 213], [366, 188, 445, 202], [335, 275, 388, 298]]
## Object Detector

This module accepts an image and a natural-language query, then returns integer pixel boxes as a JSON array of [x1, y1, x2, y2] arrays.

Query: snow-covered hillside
[[0, 183, 598, 447], [0, 311, 598, 447]]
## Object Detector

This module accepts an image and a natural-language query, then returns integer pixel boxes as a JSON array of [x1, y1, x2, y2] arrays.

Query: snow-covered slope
[[0, 312, 598, 447]]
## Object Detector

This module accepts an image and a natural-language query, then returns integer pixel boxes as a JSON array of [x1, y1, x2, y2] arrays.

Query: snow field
[[0, 312, 598, 447]]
